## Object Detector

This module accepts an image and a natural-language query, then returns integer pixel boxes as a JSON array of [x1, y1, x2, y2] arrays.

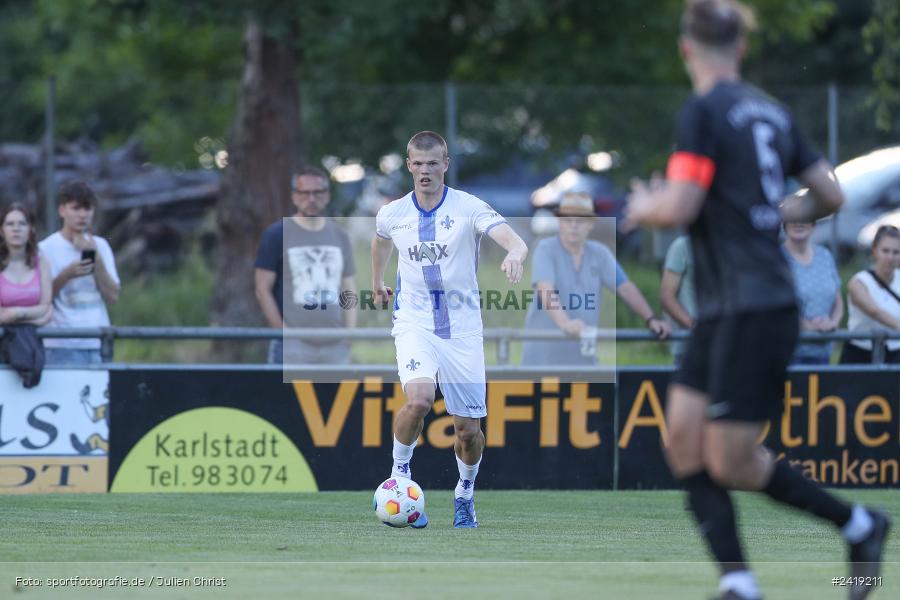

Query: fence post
[[100, 328, 116, 362], [497, 334, 510, 365], [872, 333, 886, 364]]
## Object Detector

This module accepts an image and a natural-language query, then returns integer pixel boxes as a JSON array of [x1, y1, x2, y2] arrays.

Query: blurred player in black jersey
[[625, 1, 890, 599]]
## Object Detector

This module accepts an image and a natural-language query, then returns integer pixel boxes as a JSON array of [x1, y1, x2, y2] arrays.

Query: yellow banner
[[0, 457, 108, 493]]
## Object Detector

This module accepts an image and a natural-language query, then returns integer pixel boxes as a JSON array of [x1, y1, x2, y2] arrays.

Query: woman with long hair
[[0, 203, 53, 326]]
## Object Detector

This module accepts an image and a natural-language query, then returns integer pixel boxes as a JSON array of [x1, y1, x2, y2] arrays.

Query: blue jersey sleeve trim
[[483, 220, 508, 235], [614, 261, 628, 287]]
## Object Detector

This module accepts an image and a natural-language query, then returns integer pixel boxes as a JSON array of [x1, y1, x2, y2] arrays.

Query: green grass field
[[1, 490, 897, 599]]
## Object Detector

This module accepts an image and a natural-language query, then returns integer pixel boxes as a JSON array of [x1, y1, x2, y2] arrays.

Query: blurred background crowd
[[0, 0, 898, 364]]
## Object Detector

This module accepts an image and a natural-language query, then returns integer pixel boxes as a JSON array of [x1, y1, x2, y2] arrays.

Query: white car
[[858, 208, 900, 249], [811, 146, 900, 253]]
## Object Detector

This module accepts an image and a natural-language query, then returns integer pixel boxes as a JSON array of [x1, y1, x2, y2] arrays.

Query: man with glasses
[[254, 165, 357, 364]]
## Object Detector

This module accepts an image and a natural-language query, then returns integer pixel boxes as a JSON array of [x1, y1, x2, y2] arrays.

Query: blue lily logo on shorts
[[440, 215, 454, 230], [405, 358, 421, 371]]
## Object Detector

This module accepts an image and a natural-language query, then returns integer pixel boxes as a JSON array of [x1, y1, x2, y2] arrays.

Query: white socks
[[715, 507, 874, 600], [392, 438, 482, 502], [719, 570, 761, 600], [454, 455, 481, 500], [391, 437, 416, 479], [841, 504, 874, 544]]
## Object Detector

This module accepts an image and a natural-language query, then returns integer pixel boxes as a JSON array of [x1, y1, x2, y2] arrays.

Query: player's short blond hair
[[681, 0, 757, 49], [407, 131, 448, 159]]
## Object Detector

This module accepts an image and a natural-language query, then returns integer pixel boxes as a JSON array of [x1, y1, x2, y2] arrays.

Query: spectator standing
[[0, 203, 53, 326], [39, 182, 120, 364], [521, 193, 669, 366], [660, 234, 696, 364], [254, 165, 357, 364], [842, 224, 900, 364], [782, 221, 843, 365]]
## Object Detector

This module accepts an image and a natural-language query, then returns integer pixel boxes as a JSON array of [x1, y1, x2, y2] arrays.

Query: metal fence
[[18, 82, 896, 245], [5, 326, 900, 365]]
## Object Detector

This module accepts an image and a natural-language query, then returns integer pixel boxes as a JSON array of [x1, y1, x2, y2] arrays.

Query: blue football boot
[[409, 511, 429, 529], [453, 497, 478, 528]]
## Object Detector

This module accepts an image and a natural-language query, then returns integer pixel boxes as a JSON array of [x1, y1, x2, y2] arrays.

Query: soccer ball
[[373, 477, 425, 528]]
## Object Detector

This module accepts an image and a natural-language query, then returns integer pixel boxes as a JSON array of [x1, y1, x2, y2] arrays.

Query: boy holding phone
[[39, 181, 120, 364]]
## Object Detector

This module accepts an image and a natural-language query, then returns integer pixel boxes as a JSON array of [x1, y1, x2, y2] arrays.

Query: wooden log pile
[[0, 138, 220, 271]]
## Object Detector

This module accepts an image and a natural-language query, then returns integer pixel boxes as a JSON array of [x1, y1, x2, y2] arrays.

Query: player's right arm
[[781, 159, 844, 223], [371, 235, 394, 306]]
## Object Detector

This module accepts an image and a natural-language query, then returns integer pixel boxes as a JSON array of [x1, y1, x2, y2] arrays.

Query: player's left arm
[[780, 159, 844, 223], [487, 223, 528, 284]]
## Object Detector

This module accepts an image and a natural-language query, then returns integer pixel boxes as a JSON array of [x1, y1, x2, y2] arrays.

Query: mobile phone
[[81, 249, 96, 263]]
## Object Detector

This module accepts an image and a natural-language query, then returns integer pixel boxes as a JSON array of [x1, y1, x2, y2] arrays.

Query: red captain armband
[[666, 151, 716, 189]]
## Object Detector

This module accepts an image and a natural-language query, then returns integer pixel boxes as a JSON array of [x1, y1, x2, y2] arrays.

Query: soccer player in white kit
[[372, 131, 528, 528]]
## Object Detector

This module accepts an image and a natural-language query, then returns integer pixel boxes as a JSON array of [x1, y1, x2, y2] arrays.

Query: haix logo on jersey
[[407, 242, 449, 265]]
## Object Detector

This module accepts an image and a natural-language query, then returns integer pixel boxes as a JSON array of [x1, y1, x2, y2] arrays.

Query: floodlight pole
[[445, 80, 458, 187], [827, 82, 839, 258]]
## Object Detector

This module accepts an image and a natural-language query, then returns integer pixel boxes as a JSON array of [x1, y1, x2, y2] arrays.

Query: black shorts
[[672, 306, 799, 422]]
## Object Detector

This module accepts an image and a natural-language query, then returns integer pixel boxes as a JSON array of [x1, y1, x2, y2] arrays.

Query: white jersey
[[847, 269, 900, 352], [376, 186, 506, 338], [39, 231, 120, 349]]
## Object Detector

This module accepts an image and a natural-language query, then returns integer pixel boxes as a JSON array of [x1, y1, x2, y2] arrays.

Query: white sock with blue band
[[454, 455, 481, 500]]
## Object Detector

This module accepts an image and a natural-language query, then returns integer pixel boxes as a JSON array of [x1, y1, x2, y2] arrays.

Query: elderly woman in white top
[[841, 224, 900, 363]]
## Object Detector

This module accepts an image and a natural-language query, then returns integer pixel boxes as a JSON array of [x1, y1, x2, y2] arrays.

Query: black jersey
[[667, 80, 821, 319]]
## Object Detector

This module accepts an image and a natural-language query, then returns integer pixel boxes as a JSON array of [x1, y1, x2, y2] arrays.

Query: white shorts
[[393, 326, 487, 418]]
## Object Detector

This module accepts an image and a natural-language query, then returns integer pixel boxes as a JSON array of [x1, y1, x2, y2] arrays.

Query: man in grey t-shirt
[[254, 166, 357, 364]]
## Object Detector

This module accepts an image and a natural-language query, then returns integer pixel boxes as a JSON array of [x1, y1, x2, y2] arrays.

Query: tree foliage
[[0, 0, 844, 173], [863, 0, 900, 130]]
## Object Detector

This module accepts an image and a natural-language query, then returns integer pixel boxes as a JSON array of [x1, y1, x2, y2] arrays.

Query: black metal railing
[[1, 326, 897, 365]]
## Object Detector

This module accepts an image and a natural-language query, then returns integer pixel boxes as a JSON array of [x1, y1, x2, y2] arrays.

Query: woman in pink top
[[0, 203, 52, 325]]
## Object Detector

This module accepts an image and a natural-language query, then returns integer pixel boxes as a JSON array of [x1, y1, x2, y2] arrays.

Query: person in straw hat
[[521, 191, 669, 366]]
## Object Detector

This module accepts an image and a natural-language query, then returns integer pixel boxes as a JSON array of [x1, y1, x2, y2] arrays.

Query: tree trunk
[[210, 21, 302, 354]]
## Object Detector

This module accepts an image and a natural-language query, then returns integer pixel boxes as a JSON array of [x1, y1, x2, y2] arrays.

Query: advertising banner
[[0, 369, 109, 493], [5, 366, 893, 493], [616, 371, 675, 490], [108, 370, 615, 491], [615, 370, 900, 489], [764, 371, 900, 488]]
